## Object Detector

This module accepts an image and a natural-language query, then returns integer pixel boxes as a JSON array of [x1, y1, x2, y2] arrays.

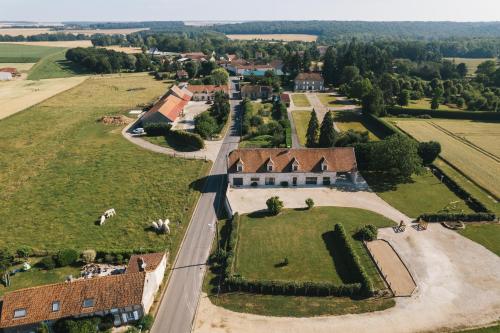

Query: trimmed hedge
[[364, 113, 399, 138], [387, 108, 500, 121], [418, 212, 496, 222], [429, 165, 492, 214], [143, 123, 172, 136], [333, 223, 374, 296], [222, 216, 370, 297], [169, 130, 205, 150]]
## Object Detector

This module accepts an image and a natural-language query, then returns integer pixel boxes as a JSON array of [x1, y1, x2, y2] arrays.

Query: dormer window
[[14, 309, 27, 318], [320, 157, 328, 171], [267, 158, 274, 172], [235, 158, 244, 172], [291, 158, 300, 172]]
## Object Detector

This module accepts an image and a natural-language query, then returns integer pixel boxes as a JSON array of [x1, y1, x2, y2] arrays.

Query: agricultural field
[[394, 119, 500, 199], [100, 46, 143, 54], [0, 74, 211, 253], [27, 49, 88, 80], [226, 34, 318, 42], [0, 43, 64, 62], [291, 93, 311, 107], [0, 40, 93, 48], [0, 76, 88, 120], [444, 57, 497, 75], [0, 28, 147, 36], [235, 207, 392, 289]]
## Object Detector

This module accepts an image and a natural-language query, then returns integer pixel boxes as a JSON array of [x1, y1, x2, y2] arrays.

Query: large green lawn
[[0, 43, 64, 62], [459, 224, 500, 256], [235, 207, 393, 289], [364, 170, 474, 218], [28, 50, 88, 80], [0, 74, 210, 253]]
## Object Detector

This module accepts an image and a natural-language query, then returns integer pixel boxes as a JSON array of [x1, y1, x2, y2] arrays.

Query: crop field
[[444, 57, 497, 75], [0, 76, 87, 120], [0, 28, 147, 36], [1, 40, 93, 48], [226, 34, 318, 42], [235, 207, 393, 289], [0, 74, 211, 252], [0, 43, 64, 62], [395, 119, 500, 199]]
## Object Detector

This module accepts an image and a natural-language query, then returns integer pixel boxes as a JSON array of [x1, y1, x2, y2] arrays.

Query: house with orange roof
[[141, 85, 193, 125], [0, 252, 167, 333]]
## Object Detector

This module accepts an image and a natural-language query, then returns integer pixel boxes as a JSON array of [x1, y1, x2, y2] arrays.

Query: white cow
[[99, 208, 116, 226], [152, 219, 170, 234]]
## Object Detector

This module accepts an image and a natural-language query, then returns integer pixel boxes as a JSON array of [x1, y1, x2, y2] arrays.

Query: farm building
[[186, 85, 229, 102], [0, 67, 19, 76], [0, 72, 13, 81], [241, 85, 272, 100], [0, 252, 167, 333], [141, 85, 193, 125], [294, 73, 325, 91], [227, 148, 362, 187]]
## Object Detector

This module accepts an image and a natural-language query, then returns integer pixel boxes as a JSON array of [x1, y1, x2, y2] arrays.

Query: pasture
[[0, 43, 64, 62], [394, 119, 500, 200], [27, 50, 88, 80], [226, 34, 318, 42], [444, 57, 497, 75], [0, 28, 147, 36], [235, 207, 392, 289], [0, 74, 210, 252]]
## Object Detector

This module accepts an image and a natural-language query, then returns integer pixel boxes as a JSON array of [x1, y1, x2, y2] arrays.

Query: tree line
[[65, 47, 153, 73]]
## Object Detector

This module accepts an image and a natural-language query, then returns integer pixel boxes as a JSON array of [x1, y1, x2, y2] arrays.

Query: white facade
[[228, 171, 360, 187], [141, 254, 167, 314], [294, 80, 324, 91]]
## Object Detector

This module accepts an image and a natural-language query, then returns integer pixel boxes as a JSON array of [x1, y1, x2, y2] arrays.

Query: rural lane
[[151, 80, 241, 333]]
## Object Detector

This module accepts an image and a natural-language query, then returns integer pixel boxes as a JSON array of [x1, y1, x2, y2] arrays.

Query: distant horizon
[[2, 0, 500, 22]]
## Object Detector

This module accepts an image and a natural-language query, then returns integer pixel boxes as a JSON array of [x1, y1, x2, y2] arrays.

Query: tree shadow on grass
[[55, 60, 90, 75], [322, 231, 359, 284], [247, 210, 273, 219]]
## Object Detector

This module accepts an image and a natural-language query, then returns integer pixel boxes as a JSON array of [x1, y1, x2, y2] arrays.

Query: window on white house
[[52, 301, 60, 312], [265, 177, 275, 185], [83, 299, 94, 308], [267, 165, 273, 171], [322, 164, 327, 171], [237, 164, 243, 172], [292, 165, 298, 171], [14, 309, 26, 318]]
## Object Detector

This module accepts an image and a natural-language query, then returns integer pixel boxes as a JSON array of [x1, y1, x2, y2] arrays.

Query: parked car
[[132, 127, 145, 135]]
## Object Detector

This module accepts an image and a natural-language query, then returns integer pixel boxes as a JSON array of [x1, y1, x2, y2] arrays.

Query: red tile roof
[[280, 93, 290, 103], [0, 67, 18, 74], [0, 272, 146, 328], [143, 85, 192, 122], [228, 148, 357, 173], [127, 252, 166, 274]]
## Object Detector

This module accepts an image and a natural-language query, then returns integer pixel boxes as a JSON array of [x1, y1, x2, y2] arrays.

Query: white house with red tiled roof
[[227, 148, 362, 187], [0, 252, 167, 333]]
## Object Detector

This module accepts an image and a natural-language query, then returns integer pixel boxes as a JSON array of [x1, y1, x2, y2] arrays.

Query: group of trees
[[195, 92, 230, 139], [66, 47, 153, 73], [0, 33, 89, 42], [306, 110, 337, 147]]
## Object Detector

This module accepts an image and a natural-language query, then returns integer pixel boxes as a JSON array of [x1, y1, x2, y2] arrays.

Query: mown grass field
[[406, 98, 462, 111], [394, 119, 500, 200], [236, 207, 393, 289], [203, 218, 395, 317], [0, 257, 82, 296], [458, 223, 500, 257], [364, 170, 473, 218], [27, 49, 88, 80], [0, 74, 211, 253], [291, 93, 311, 107], [0, 43, 64, 62], [444, 57, 497, 75]]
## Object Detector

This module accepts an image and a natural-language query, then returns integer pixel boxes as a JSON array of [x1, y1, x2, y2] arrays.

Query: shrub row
[[429, 165, 493, 214], [143, 123, 172, 136], [365, 113, 399, 138], [387, 108, 500, 121], [224, 213, 240, 279], [332, 223, 374, 296], [225, 276, 362, 297], [418, 212, 497, 222], [169, 130, 205, 150]]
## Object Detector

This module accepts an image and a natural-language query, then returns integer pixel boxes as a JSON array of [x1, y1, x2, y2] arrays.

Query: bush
[[16, 246, 32, 259], [98, 314, 114, 331], [40, 256, 56, 270], [266, 196, 284, 216], [81, 249, 96, 264], [143, 123, 172, 136], [418, 141, 441, 165], [55, 249, 79, 267], [169, 130, 205, 150], [305, 198, 314, 209], [137, 314, 154, 330], [37, 322, 49, 333], [354, 225, 378, 241], [54, 317, 100, 333]]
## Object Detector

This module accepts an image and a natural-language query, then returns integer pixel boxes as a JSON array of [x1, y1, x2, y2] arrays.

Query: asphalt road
[[151, 80, 241, 333]]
